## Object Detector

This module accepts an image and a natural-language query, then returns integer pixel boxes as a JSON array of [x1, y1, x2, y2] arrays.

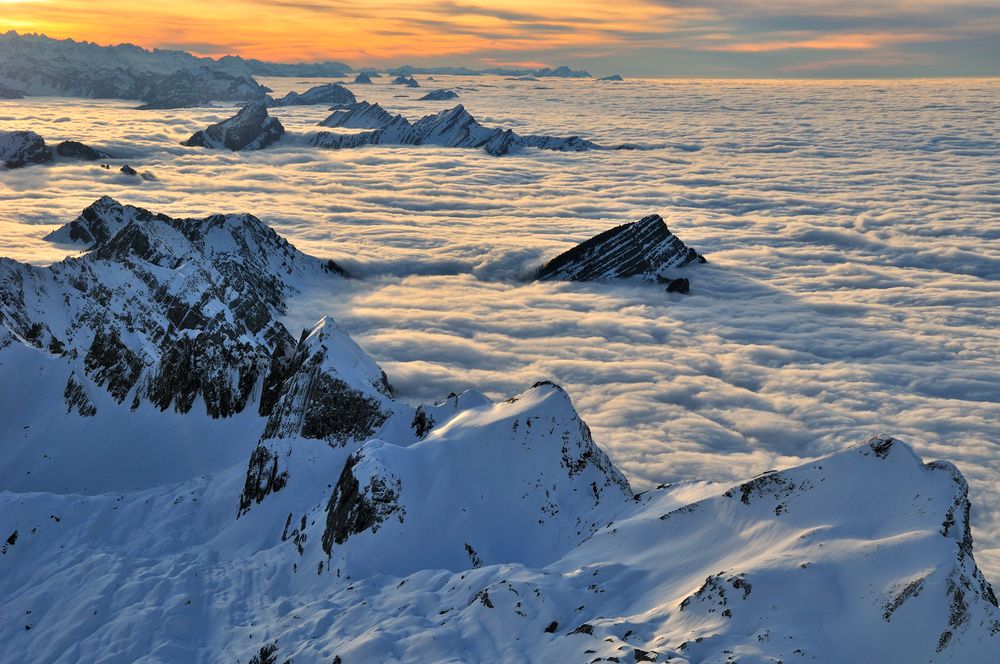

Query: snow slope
[[1, 199, 997, 662]]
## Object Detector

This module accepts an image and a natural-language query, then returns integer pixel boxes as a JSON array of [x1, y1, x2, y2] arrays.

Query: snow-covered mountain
[[4, 196, 344, 419], [312, 104, 606, 157], [535, 213, 706, 288], [182, 102, 285, 151], [0, 130, 52, 168], [267, 83, 356, 108], [0, 198, 997, 662], [318, 101, 398, 129], [0, 31, 267, 107], [1, 130, 115, 168]]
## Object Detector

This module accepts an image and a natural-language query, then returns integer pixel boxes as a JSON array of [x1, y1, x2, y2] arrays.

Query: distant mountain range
[[0, 31, 592, 106]]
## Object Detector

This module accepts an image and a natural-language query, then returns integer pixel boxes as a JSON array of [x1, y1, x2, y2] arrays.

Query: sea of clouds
[[1, 76, 997, 576]]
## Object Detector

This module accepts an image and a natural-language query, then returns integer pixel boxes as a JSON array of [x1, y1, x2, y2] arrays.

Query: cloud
[[3, 0, 998, 75], [1, 77, 998, 579]]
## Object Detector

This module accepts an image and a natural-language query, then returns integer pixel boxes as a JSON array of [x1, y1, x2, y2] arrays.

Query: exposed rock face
[[353, 72, 373, 84], [535, 214, 705, 283], [391, 75, 419, 87], [312, 104, 605, 157], [260, 318, 394, 447], [268, 83, 356, 107], [56, 140, 111, 161], [0, 82, 24, 98], [419, 89, 459, 101], [0, 130, 53, 168], [182, 102, 285, 151], [315, 382, 633, 576], [2, 197, 346, 419], [318, 101, 397, 129]]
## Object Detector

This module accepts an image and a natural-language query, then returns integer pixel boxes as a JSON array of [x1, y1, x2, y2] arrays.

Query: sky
[[1, 0, 998, 77]]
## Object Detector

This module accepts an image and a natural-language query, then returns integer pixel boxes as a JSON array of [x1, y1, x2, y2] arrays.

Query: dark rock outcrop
[[268, 83, 356, 107], [353, 72, 373, 84], [182, 102, 285, 151], [0, 130, 53, 168], [599, 74, 624, 81], [419, 89, 458, 101], [392, 75, 419, 88], [535, 214, 705, 283], [56, 141, 111, 161]]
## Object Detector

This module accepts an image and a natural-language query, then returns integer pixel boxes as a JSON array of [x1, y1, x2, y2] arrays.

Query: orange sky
[[0, 0, 686, 63], [2, 0, 997, 76]]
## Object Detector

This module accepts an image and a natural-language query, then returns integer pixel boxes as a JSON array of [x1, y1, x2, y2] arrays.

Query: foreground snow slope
[[1, 200, 997, 663]]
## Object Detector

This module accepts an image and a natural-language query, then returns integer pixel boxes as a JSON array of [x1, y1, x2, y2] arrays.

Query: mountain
[[535, 214, 706, 287], [0, 198, 997, 662], [268, 83, 356, 107], [353, 72, 373, 84], [599, 74, 624, 81], [312, 104, 605, 157], [389, 64, 591, 78], [0, 82, 24, 98], [216, 55, 352, 77], [182, 102, 285, 151], [318, 101, 398, 129], [0, 130, 52, 168], [392, 75, 420, 87], [420, 89, 459, 101], [55, 140, 112, 161], [6, 196, 344, 420], [0, 31, 267, 107]]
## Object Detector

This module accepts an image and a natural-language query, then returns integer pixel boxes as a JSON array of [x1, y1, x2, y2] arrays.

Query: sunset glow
[[2, 0, 997, 75]]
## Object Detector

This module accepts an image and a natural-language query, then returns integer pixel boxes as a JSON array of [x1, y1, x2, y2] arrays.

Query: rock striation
[[182, 102, 285, 151], [312, 104, 605, 157], [535, 214, 705, 284]]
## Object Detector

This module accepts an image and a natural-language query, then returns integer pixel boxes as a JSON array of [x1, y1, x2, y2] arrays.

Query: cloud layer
[[1, 76, 998, 579]]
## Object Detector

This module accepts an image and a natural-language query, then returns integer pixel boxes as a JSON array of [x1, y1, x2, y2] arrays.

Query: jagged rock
[[312, 104, 606, 157], [0, 130, 53, 168], [182, 102, 285, 151], [353, 72, 373, 84], [392, 75, 419, 87], [56, 140, 111, 161], [261, 317, 393, 447], [665, 277, 690, 294], [535, 214, 705, 283], [2, 197, 346, 419], [315, 381, 632, 575], [318, 101, 397, 129], [268, 83, 356, 107], [119, 164, 137, 176], [420, 89, 458, 101]]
